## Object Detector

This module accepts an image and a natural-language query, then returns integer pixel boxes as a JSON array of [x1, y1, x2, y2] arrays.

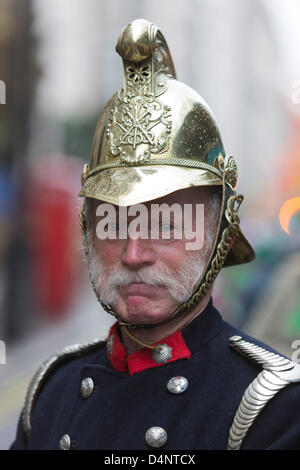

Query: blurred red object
[[26, 155, 83, 319]]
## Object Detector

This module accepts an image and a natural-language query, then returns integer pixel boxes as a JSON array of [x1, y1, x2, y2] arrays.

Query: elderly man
[[11, 19, 300, 451]]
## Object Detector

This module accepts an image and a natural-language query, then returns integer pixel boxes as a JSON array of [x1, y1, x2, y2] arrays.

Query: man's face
[[87, 186, 220, 325]]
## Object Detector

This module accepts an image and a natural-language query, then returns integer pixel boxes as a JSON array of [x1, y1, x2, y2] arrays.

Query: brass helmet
[[80, 19, 255, 326]]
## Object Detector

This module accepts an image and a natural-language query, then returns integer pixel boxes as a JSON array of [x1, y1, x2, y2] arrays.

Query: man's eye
[[159, 223, 174, 233], [107, 223, 120, 232]]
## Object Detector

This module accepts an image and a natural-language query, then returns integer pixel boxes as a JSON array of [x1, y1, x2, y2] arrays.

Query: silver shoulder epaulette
[[22, 338, 105, 437], [227, 335, 300, 450]]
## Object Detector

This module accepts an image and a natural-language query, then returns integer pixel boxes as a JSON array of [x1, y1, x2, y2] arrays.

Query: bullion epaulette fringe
[[227, 335, 300, 450], [22, 338, 105, 436]]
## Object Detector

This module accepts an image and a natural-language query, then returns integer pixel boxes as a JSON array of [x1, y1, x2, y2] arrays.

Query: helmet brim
[[79, 165, 222, 206]]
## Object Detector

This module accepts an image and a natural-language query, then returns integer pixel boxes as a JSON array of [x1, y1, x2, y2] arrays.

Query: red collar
[[106, 323, 191, 376]]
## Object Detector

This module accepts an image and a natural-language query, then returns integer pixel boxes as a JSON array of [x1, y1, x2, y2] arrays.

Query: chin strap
[[119, 324, 162, 352], [182, 196, 242, 311]]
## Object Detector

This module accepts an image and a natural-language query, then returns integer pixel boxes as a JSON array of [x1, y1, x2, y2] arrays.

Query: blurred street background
[[0, 0, 300, 450]]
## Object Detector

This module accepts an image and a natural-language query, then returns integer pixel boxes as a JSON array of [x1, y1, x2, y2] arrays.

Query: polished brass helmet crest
[[80, 19, 225, 207]]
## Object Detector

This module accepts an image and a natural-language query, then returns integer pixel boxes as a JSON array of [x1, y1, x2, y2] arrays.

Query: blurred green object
[[216, 231, 300, 328], [285, 293, 300, 335]]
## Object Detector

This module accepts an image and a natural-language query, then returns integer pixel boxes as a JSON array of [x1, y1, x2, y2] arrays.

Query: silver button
[[167, 376, 189, 394], [145, 426, 167, 448], [152, 344, 173, 364], [59, 434, 71, 450], [80, 377, 94, 398]]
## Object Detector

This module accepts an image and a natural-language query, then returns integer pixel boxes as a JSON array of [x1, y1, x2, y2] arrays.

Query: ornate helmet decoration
[[79, 19, 255, 327]]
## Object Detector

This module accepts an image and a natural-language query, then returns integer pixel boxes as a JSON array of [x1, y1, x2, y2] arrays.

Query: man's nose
[[121, 237, 156, 269]]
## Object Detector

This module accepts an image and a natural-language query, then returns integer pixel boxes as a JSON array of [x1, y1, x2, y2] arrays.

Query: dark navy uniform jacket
[[10, 299, 300, 450]]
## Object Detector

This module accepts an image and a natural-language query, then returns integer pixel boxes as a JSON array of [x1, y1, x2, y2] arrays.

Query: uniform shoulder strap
[[22, 338, 105, 436], [227, 335, 300, 450]]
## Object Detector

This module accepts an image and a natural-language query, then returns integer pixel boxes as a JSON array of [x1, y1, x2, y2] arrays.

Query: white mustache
[[88, 243, 206, 306]]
